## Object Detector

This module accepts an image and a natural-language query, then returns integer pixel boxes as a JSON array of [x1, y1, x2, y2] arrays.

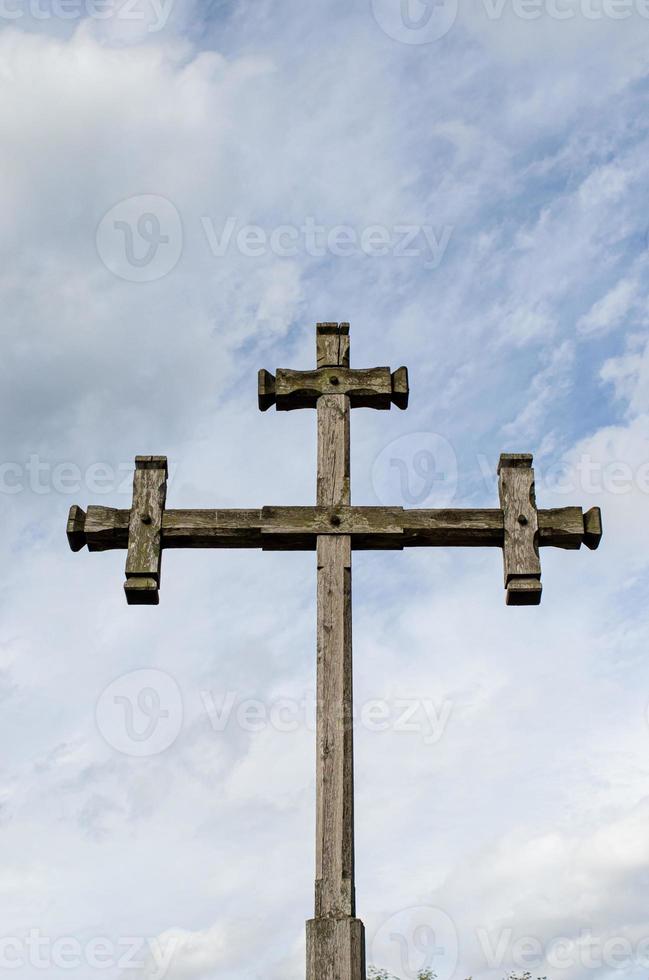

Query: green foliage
[[369, 967, 547, 980], [368, 969, 437, 980], [506, 973, 547, 980]]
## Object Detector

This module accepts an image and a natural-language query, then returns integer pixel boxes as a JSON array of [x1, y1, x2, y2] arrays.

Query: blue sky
[[0, 0, 648, 978]]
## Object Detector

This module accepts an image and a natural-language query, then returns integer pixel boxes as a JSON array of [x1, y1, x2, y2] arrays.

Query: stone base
[[306, 916, 366, 980]]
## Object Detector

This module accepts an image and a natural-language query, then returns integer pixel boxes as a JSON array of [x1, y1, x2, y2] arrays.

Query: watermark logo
[[0, 0, 174, 29], [201, 216, 452, 268], [373, 432, 458, 507], [0, 931, 178, 977], [96, 669, 183, 757], [477, 928, 649, 971], [96, 202, 452, 280], [96, 195, 183, 282], [372, 906, 459, 980], [371, 0, 459, 43], [201, 691, 453, 745]]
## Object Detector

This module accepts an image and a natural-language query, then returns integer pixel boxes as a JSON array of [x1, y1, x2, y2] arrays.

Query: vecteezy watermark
[[373, 434, 649, 508], [201, 217, 453, 269], [373, 433, 459, 507], [4, 448, 646, 499], [477, 928, 649, 971], [202, 691, 453, 746], [371, 0, 649, 44], [477, 452, 649, 497], [480, 0, 649, 19], [0, 0, 174, 30], [96, 669, 184, 757], [371, 906, 459, 980], [371, 0, 459, 42], [96, 672, 453, 756], [96, 195, 183, 283], [95, 195, 453, 282], [0, 456, 138, 496], [0, 931, 178, 977]]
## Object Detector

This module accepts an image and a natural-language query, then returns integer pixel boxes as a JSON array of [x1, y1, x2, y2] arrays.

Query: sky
[[0, 0, 649, 978]]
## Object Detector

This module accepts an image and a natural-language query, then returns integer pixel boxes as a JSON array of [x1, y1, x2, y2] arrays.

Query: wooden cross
[[67, 322, 602, 980]]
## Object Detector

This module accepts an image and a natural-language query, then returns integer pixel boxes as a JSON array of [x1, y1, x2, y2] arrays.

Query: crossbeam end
[[258, 369, 276, 411], [67, 505, 87, 552], [506, 576, 543, 606], [391, 366, 409, 409], [583, 507, 603, 550], [498, 453, 534, 471], [124, 577, 159, 605]]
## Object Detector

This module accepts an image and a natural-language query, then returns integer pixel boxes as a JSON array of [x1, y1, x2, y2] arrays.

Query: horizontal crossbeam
[[258, 366, 409, 411], [68, 503, 602, 553]]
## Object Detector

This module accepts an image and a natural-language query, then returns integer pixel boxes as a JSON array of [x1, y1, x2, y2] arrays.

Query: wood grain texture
[[275, 367, 394, 410], [259, 321, 407, 412], [306, 917, 366, 980], [316, 534, 355, 918], [315, 383, 356, 920], [124, 456, 168, 605], [316, 321, 350, 368], [312, 323, 364, 974], [70, 504, 594, 552], [498, 453, 542, 605], [317, 394, 350, 508]]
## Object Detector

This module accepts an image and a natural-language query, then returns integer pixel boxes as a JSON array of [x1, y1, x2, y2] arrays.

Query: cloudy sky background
[[1, 0, 649, 977]]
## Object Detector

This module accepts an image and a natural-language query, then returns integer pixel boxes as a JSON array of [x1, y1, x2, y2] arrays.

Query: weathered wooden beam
[[315, 386, 355, 920], [123, 456, 168, 605], [316, 321, 350, 368], [306, 917, 366, 980], [498, 453, 542, 605], [66, 504, 87, 552], [583, 506, 603, 550], [258, 369, 276, 411], [264, 364, 405, 412], [391, 366, 409, 409], [257, 366, 409, 411], [67, 503, 598, 553]]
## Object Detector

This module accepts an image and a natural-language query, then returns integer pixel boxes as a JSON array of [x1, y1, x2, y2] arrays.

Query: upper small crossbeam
[[259, 322, 409, 411]]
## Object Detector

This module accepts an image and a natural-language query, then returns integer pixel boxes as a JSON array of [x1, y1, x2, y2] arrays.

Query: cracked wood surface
[[123, 456, 167, 605], [67, 503, 599, 552], [498, 453, 542, 606]]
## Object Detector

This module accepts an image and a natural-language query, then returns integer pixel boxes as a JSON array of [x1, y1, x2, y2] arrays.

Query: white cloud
[[1, 3, 648, 979], [578, 276, 641, 336]]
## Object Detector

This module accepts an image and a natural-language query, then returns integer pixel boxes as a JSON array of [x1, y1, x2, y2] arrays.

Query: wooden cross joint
[[66, 326, 602, 614], [124, 456, 168, 605], [258, 322, 409, 411], [497, 453, 601, 605], [316, 321, 350, 367], [498, 453, 542, 605]]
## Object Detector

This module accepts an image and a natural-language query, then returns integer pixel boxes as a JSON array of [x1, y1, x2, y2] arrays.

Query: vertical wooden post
[[307, 324, 366, 980]]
